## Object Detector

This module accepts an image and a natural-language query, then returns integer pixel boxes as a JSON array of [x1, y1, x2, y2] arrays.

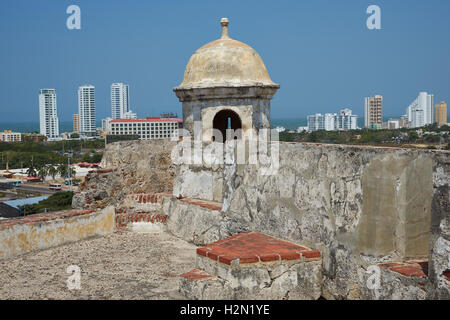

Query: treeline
[[18, 191, 74, 216], [280, 124, 450, 149], [0, 139, 105, 153], [0, 139, 105, 170]]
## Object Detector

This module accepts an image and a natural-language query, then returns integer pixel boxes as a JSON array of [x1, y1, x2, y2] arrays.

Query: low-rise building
[[109, 117, 183, 140], [0, 130, 21, 142]]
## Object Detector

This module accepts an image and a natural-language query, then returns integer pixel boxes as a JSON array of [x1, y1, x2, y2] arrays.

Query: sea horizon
[[0, 116, 426, 134]]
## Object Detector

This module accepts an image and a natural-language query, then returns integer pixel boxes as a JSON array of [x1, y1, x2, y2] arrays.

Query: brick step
[[131, 193, 172, 205], [178, 198, 222, 211], [118, 193, 173, 216], [358, 260, 436, 299], [179, 232, 323, 300], [115, 212, 168, 230]]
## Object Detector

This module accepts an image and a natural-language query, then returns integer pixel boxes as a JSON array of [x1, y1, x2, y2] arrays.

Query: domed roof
[[176, 18, 279, 90]]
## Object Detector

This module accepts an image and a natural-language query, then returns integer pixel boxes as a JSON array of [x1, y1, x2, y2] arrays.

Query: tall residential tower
[[111, 83, 130, 119], [435, 101, 447, 125], [364, 95, 383, 130], [407, 92, 434, 128], [39, 89, 59, 138], [78, 85, 96, 136], [73, 114, 80, 133]]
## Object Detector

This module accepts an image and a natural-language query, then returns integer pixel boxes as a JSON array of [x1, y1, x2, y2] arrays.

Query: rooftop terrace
[[0, 230, 196, 299]]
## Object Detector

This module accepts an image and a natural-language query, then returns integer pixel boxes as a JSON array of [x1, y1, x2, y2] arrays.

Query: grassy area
[[18, 191, 74, 216]]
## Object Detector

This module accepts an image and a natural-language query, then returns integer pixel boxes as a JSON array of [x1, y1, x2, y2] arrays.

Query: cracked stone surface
[[0, 231, 196, 300]]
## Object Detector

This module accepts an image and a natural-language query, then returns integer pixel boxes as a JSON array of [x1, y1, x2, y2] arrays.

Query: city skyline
[[0, 1, 449, 123]]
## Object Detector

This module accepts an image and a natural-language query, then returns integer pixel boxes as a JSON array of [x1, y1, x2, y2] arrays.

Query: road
[[16, 184, 59, 195]]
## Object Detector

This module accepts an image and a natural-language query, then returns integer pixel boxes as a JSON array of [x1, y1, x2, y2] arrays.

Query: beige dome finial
[[220, 18, 230, 39]]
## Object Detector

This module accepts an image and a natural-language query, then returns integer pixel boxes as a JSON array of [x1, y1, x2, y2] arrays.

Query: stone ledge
[[0, 210, 94, 230], [196, 232, 321, 266], [0, 207, 115, 260], [179, 231, 323, 300]]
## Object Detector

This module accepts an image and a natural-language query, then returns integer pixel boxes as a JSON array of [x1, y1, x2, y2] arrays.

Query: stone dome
[[176, 18, 279, 90]]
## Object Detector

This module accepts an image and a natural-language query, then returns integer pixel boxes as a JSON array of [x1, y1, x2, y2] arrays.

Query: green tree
[[57, 165, 67, 179], [26, 166, 37, 177], [37, 166, 48, 182], [48, 166, 58, 181], [19, 191, 74, 216]]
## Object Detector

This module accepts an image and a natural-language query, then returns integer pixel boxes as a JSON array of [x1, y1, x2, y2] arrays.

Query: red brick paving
[[180, 198, 222, 211], [442, 269, 450, 281], [133, 193, 172, 204], [379, 260, 428, 278], [196, 232, 320, 265], [180, 269, 214, 281]]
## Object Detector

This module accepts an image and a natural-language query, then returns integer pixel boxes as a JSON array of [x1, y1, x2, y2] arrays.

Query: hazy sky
[[0, 0, 449, 122]]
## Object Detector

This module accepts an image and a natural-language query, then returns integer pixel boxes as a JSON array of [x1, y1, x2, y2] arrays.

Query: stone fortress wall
[[74, 139, 449, 299]]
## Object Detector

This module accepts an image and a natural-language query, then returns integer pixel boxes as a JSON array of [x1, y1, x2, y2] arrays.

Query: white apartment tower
[[407, 92, 434, 128], [111, 83, 130, 119], [78, 85, 96, 136], [39, 89, 60, 138]]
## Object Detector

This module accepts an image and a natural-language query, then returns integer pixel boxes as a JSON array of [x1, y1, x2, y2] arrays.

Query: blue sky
[[0, 0, 449, 122]]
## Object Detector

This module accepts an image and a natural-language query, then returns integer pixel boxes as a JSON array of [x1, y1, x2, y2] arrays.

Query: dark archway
[[212, 109, 242, 143]]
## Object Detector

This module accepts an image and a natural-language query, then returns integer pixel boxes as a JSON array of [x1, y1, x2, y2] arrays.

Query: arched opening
[[212, 109, 242, 143]]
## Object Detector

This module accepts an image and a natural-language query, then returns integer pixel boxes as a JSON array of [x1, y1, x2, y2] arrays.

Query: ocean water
[[0, 121, 102, 134], [1, 120, 311, 133], [1, 117, 409, 134]]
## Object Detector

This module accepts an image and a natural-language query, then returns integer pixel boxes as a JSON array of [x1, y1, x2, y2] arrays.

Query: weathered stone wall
[[77, 139, 449, 299], [428, 152, 450, 299], [72, 139, 177, 210], [170, 142, 449, 299], [0, 207, 115, 260]]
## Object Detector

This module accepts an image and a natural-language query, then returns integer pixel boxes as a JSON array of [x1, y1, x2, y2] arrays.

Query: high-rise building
[[39, 89, 60, 138], [364, 95, 383, 130], [111, 83, 130, 119], [337, 108, 358, 131], [78, 85, 96, 136], [406, 92, 434, 128], [435, 101, 447, 125], [73, 114, 80, 133]]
